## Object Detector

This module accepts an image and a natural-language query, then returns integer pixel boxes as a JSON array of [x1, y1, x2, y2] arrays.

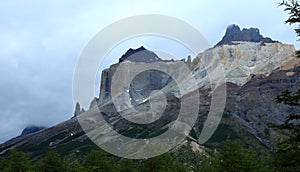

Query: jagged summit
[[216, 24, 277, 46], [118, 46, 162, 63]]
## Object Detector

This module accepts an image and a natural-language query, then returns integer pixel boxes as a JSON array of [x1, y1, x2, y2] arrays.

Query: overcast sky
[[0, 0, 299, 143]]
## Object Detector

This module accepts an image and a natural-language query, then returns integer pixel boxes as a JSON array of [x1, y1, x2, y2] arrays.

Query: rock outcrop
[[74, 102, 85, 117], [99, 64, 118, 103], [89, 97, 99, 109], [118, 46, 162, 63], [216, 24, 277, 46]]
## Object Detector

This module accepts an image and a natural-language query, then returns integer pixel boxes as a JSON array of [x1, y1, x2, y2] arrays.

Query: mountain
[[20, 126, 46, 136], [216, 24, 277, 46], [118, 46, 162, 63], [0, 25, 299, 160]]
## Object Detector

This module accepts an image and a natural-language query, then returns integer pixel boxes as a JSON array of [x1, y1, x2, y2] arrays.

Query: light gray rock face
[[191, 42, 296, 87]]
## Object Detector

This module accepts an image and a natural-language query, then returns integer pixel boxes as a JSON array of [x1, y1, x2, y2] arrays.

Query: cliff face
[[99, 47, 160, 103], [98, 47, 174, 104], [192, 42, 296, 86], [99, 63, 119, 103]]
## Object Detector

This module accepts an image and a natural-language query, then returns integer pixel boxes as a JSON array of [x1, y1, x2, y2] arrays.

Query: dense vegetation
[[0, 139, 272, 172], [272, 1, 300, 171]]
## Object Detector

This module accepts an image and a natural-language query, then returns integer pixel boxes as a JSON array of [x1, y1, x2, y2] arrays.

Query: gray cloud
[[0, 0, 298, 143]]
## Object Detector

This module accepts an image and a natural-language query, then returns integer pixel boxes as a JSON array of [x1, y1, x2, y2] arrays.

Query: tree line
[[0, 139, 274, 172]]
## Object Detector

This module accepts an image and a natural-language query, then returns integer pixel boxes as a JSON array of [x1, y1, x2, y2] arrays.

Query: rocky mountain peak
[[118, 46, 162, 63], [216, 24, 277, 46], [74, 102, 85, 117], [20, 125, 45, 136]]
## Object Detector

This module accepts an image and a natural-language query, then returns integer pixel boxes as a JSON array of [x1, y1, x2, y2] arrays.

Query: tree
[[272, 90, 300, 171], [36, 150, 70, 172], [118, 158, 138, 172], [140, 153, 186, 172], [83, 149, 117, 172], [72, 161, 89, 172], [1, 149, 33, 172], [0, 157, 4, 171], [279, 0, 300, 56], [272, 1, 300, 171], [280, 0, 300, 38], [212, 139, 268, 172]]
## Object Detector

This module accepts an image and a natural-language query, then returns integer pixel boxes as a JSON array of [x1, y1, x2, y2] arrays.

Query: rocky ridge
[[216, 24, 276, 46]]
